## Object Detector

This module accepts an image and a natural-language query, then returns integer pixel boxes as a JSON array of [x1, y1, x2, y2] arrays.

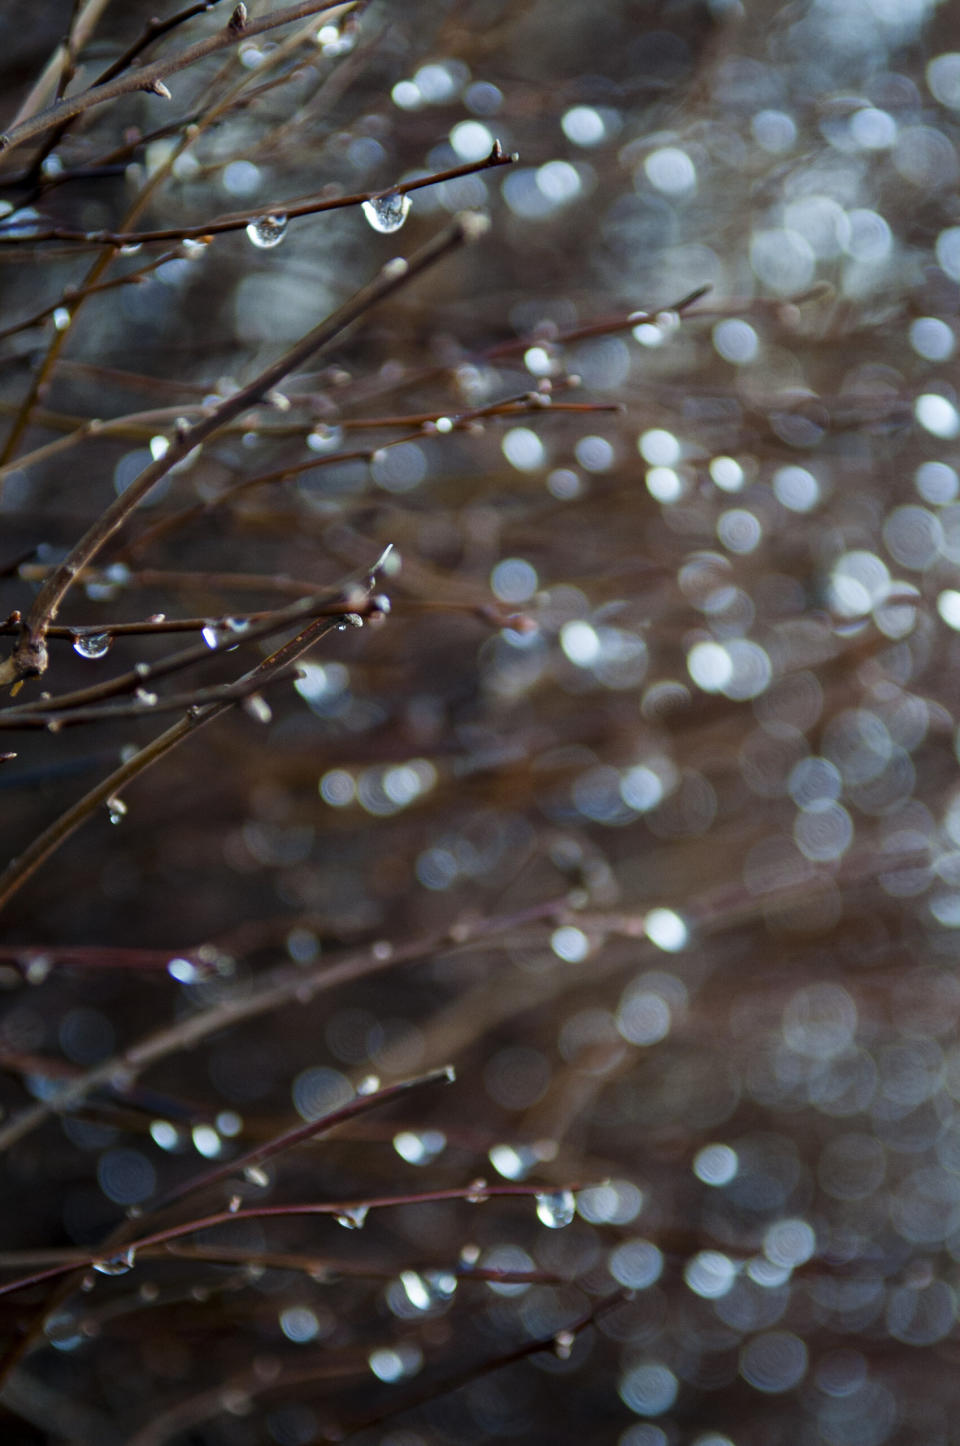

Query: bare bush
[[2, 2, 960, 1443]]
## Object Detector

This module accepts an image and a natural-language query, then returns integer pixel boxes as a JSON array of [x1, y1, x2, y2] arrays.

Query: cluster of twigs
[[7, 1, 959, 1444]]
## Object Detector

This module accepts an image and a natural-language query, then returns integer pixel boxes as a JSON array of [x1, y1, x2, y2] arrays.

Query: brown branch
[[0, 895, 568, 1152], [0, 0, 331, 472], [0, 1180, 579, 1300], [93, 1, 226, 89], [0, 247, 190, 343], [160, 1240, 560, 1286], [0, 584, 383, 720], [0, 2, 356, 158], [0, 606, 347, 914], [0, 403, 210, 487], [0, 209, 489, 685], [1, 144, 516, 247], [147, 1064, 457, 1214], [327, 1289, 627, 1444], [121, 392, 612, 557], [0, 664, 301, 729]]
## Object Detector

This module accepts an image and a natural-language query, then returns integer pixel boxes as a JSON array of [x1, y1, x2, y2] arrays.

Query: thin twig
[[0, 210, 489, 685], [327, 1289, 628, 1444], [0, 665, 301, 728], [0, 0, 323, 472], [0, 607, 344, 912], [148, 1064, 456, 1213], [1, 144, 516, 247], [0, 585, 382, 720], [0, 1180, 580, 1300], [0, 247, 193, 343], [0, 895, 568, 1151], [0, 2, 355, 157]]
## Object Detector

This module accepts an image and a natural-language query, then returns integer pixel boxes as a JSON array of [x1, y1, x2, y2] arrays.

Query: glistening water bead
[[73, 632, 112, 659], [361, 191, 411, 234], [535, 1189, 576, 1228], [92, 1248, 136, 1276], [245, 213, 288, 249], [335, 1204, 368, 1229]]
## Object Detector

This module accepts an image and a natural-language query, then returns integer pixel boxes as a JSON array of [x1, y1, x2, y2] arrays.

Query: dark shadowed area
[[2, 1, 960, 1442]]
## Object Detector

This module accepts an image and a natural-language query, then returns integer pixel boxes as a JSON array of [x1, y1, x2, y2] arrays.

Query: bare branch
[[0, 144, 516, 247], [0, 2, 357, 158], [1, 211, 488, 685], [0, 895, 568, 1152]]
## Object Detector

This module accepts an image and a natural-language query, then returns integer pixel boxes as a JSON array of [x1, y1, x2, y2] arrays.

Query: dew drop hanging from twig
[[362, 192, 411, 234]]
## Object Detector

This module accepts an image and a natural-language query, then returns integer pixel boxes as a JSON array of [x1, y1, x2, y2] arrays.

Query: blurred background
[[3, 0, 960, 1441]]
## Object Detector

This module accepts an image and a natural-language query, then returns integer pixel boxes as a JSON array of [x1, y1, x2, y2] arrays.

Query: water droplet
[[362, 191, 411, 234], [228, 1194, 242, 1213], [243, 1164, 270, 1187], [306, 423, 343, 453], [135, 688, 158, 706], [553, 1329, 576, 1360], [535, 1189, 576, 1228], [356, 1074, 380, 1095], [399, 1268, 458, 1311], [245, 212, 288, 248], [201, 623, 220, 649], [393, 1129, 446, 1165], [106, 796, 127, 825], [466, 1178, 489, 1204], [73, 632, 112, 659], [458, 1242, 481, 1269], [335, 1204, 369, 1229], [53, 306, 71, 331], [92, 1248, 136, 1276]]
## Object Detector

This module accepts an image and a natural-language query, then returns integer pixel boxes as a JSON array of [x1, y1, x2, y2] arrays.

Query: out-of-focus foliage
[[3, 0, 960, 1442]]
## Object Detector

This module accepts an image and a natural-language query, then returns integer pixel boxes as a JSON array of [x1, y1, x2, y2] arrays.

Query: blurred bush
[[3, 1, 960, 1443]]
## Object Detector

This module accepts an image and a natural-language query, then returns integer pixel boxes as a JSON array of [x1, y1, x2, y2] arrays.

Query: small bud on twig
[[142, 79, 172, 99], [228, 3, 248, 33]]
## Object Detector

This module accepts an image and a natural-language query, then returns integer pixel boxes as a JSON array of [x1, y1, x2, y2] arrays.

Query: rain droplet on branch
[[92, 1248, 136, 1276], [335, 1204, 368, 1229], [362, 191, 411, 234], [535, 1189, 576, 1228], [73, 633, 112, 659], [245, 213, 288, 249]]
